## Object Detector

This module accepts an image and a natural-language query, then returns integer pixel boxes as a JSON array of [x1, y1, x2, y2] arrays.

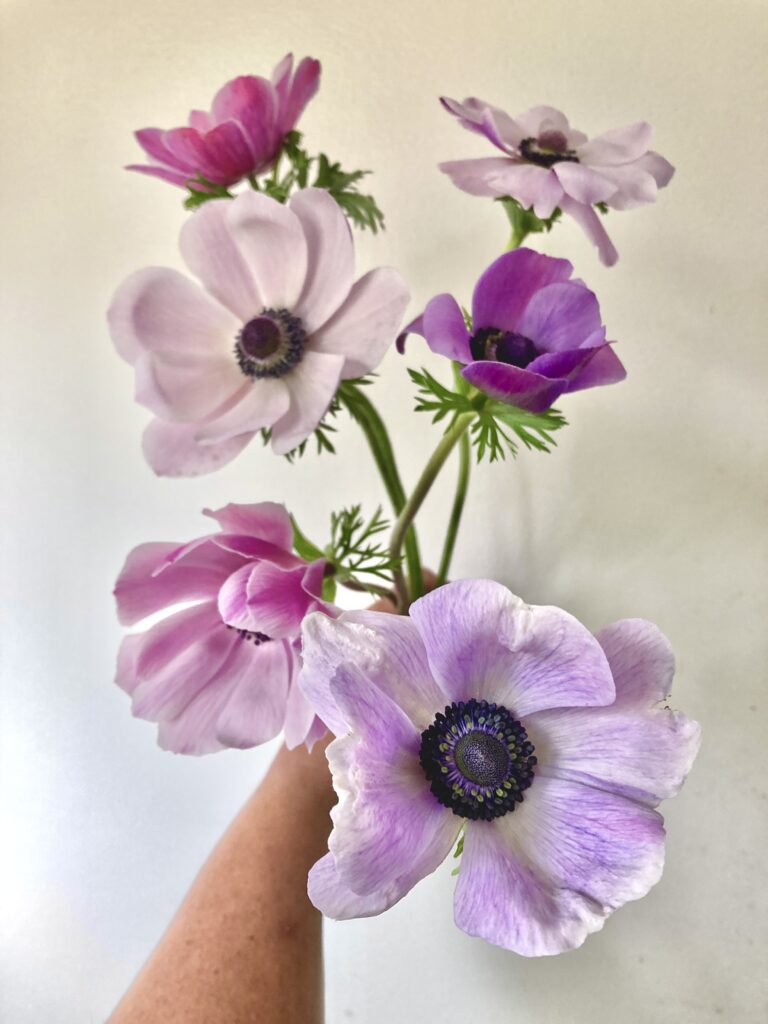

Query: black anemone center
[[519, 130, 579, 169], [226, 625, 272, 646], [470, 327, 538, 368], [419, 699, 537, 821], [235, 308, 306, 379]]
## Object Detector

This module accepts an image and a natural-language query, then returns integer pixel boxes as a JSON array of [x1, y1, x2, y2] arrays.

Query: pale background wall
[[1, 0, 766, 1020]]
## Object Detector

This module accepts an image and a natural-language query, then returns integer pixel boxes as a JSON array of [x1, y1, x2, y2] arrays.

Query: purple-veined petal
[[199, 121, 256, 182], [289, 188, 355, 333], [133, 127, 193, 173], [108, 266, 239, 365], [227, 191, 308, 310], [269, 351, 345, 456], [141, 419, 254, 478], [461, 361, 567, 412], [203, 502, 293, 549], [311, 268, 410, 378], [163, 127, 232, 185], [454, 776, 665, 955], [180, 199, 262, 321], [193, 378, 290, 443], [577, 121, 653, 166], [471, 248, 573, 333], [597, 619, 676, 707], [215, 638, 293, 748], [210, 75, 279, 166], [517, 280, 604, 352], [276, 56, 321, 136], [244, 562, 314, 638], [409, 580, 615, 716], [421, 293, 472, 363], [559, 196, 619, 267]]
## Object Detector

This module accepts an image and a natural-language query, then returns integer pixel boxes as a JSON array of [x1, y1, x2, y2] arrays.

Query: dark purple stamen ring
[[419, 698, 537, 821], [519, 135, 579, 169], [469, 327, 539, 369], [235, 307, 306, 379]]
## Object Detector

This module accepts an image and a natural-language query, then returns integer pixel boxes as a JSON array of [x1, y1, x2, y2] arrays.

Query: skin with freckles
[[108, 591, 404, 1024]]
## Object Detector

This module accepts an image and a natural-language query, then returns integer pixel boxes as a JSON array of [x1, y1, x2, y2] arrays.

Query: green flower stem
[[507, 223, 530, 250], [436, 428, 471, 587], [339, 387, 424, 601], [389, 412, 475, 610]]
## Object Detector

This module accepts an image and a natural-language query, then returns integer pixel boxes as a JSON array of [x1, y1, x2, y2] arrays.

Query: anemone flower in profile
[[400, 247, 625, 412], [300, 579, 700, 955], [108, 188, 410, 475], [128, 53, 321, 190], [440, 97, 674, 266], [114, 502, 333, 753]]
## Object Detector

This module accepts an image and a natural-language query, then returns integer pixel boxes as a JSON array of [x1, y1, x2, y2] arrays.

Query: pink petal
[[276, 56, 321, 136], [210, 75, 279, 168], [553, 162, 618, 205], [595, 162, 659, 210], [421, 293, 472, 363], [514, 105, 572, 138], [311, 268, 410, 377], [133, 128, 193, 173], [218, 561, 311, 639], [487, 163, 564, 219], [180, 199, 262, 321], [439, 157, 520, 198], [215, 638, 293, 748], [226, 190, 308, 310], [188, 109, 213, 132], [269, 351, 344, 455], [289, 188, 355, 333], [283, 664, 318, 750], [163, 127, 231, 184], [559, 196, 619, 267], [636, 151, 675, 188], [141, 419, 254, 477], [409, 579, 615, 716], [193, 378, 290, 443], [132, 350, 244, 424], [577, 121, 653, 166], [203, 502, 293, 548], [108, 266, 240, 365], [200, 121, 257, 182]]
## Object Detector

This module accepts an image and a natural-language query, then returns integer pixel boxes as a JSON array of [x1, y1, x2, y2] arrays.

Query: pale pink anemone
[[128, 53, 320, 190], [440, 98, 675, 266], [114, 502, 333, 754], [300, 580, 700, 955], [108, 188, 410, 475]]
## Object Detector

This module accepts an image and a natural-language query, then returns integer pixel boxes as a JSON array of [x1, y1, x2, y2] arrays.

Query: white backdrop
[[1, 0, 767, 1020]]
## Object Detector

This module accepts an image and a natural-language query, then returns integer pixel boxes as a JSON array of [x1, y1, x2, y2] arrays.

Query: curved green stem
[[389, 412, 475, 610], [339, 386, 424, 601], [436, 429, 471, 586]]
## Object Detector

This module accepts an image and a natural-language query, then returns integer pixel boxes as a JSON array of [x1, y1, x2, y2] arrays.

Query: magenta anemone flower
[[300, 580, 700, 955], [128, 53, 320, 190], [440, 97, 674, 266], [400, 247, 625, 412], [114, 502, 333, 754], [108, 188, 410, 475]]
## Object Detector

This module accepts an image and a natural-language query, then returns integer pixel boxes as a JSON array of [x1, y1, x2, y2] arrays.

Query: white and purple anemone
[[128, 53, 321, 190], [114, 502, 333, 754], [440, 98, 674, 266], [300, 579, 700, 956], [108, 187, 410, 475], [400, 248, 625, 412]]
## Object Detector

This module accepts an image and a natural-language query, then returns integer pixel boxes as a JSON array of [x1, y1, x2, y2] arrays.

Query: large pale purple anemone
[[440, 98, 675, 266], [400, 247, 625, 412], [300, 580, 700, 955], [114, 502, 333, 754], [108, 187, 410, 475], [128, 53, 320, 190]]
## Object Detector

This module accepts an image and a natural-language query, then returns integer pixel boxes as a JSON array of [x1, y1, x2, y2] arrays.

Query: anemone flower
[[440, 98, 674, 266], [114, 502, 333, 753], [128, 53, 320, 190], [109, 188, 410, 474], [400, 247, 625, 412], [300, 579, 700, 955]]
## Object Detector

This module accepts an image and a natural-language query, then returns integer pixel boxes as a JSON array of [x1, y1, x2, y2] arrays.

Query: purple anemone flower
[[400, 247, 625, 412], [440, 98, 674, 266], [300, 579, 700, 955], [114, 502, 333, 754], [108, 188, 410, 475], [128, 53, 320, 190]]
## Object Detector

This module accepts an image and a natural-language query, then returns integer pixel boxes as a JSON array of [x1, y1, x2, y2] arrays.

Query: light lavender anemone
[[108, 188, 409, 475], [114, 502, 333, 753], [300, 579, 700, 955], [440, 98, 674, 266]]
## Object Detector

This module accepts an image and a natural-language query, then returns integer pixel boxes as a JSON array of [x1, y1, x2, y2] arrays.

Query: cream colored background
[[1, 0, 767, 1020]]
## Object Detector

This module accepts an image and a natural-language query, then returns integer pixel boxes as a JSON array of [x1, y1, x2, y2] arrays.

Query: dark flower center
[[226, 625, 272, 646], [519, 130, 579, 169], [419, 699, 537, 821], [470, 327, 538, 368], [235, 308, 306, 379]]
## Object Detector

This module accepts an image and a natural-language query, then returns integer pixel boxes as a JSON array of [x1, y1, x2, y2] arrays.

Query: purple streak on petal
[[517, 280, 604, 352], [421, 294, 471, 363], [559, 196, 619, 267], [461, 361, 567, 412], [409, 580, 615, 715], [471, 248, 573, 334], [396, 312, 424, 354]]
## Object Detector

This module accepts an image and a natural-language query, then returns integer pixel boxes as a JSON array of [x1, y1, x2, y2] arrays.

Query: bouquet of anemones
[[109, 52, 699, 956]]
